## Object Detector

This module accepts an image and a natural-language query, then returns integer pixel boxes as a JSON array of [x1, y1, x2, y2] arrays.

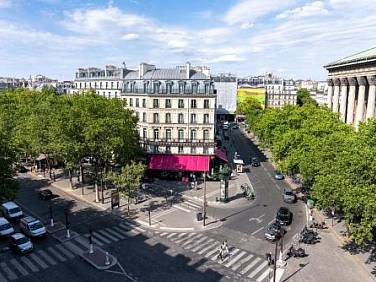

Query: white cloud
[[209, 54, 245, 63], [0, 0, 11, 8], [121, 33, 139, 40], [276, 1, 329, 19], [240, 22, 254, 29], [224, 0, 295, 25]]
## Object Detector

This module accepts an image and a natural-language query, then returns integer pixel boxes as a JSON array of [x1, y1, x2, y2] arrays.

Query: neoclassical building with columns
[[324, 47, 376, 127]]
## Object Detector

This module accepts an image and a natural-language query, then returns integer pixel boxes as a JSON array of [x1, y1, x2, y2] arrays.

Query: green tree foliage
[[244, 98, 376, 245], [296, 88, 316, 106]]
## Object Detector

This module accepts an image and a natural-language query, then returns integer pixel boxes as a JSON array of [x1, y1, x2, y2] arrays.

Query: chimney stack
[[186, 61, 191, 79]]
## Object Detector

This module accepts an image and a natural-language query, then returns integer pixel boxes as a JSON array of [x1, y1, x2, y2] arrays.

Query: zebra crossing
[[0, 220, 146, 281], [155, 231, 272, 281], [173, 199, 202, 213]]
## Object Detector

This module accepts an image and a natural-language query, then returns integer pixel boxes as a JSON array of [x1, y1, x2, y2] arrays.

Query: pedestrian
[[217, 247, 224, 261], [266, 252, 273, 265]]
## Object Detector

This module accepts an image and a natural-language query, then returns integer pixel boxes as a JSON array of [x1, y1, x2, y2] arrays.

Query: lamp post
[[64, 208, 70, 239], [203, 172, 207, 226]]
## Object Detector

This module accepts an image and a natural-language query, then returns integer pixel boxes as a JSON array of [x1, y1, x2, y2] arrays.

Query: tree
[[106, 161, 145, 214], [296, 88, 316, 106]]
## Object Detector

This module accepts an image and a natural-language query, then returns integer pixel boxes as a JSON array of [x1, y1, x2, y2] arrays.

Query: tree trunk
[[80, 163, 84, 184], [46, 154, 52, 179], [68, 168, 73, 189]]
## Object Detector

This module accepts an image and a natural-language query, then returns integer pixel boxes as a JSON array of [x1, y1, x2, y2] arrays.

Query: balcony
[[141, 138, 215, 147]]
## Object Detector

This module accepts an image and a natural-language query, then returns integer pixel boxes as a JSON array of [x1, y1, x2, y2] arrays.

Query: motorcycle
[[310, 221, 327, 229], [287, 246, 306, 258]]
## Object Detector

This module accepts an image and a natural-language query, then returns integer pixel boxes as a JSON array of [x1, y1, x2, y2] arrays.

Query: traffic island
[[46, 221, 65, 234], [81, 247, 117, 270], [52, 228, 80, 242]]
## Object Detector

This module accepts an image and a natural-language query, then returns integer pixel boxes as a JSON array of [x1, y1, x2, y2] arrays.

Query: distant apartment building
[[212, 74, 237, 121], [296, 80, 328, 106], [264, 74, 297, 108], [238, 75, 265, 88], [0, 77, 27, 91], [56, 81, 75, 94]]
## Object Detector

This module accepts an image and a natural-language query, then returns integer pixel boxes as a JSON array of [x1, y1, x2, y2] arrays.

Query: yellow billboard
[[237, 87, 266, 109]]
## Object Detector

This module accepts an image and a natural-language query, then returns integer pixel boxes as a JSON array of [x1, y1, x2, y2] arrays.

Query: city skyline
[[1, 0, 376, 80]]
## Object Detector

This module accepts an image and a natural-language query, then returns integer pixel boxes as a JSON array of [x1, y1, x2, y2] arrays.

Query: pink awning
[[215, 148, 228, 162], [148, 155, 210, 172]]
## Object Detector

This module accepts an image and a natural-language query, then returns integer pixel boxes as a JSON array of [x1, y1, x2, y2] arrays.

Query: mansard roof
[[124, 68, 209, 80]]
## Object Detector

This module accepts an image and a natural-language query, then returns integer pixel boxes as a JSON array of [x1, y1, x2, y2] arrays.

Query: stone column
[[346, 77, 357, 125], [366, 75, 376, 120], [339, 78, 348, 122], [355, 76, 367, 128], [327, 79, 334, 110], [332, 78, 341, 113]]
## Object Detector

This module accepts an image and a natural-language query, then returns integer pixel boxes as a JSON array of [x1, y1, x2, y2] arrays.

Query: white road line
[[0, 262, 17, 281], [184, 201, 202, 209], [119, 223, 142, 236], [120, 222, 144, 233], [0, 271, 8, 282], [47, 246, 66, 262], [64, 241, 85, 256], [20, 256, 38, 273], [55, 244, 75, 259], [198, 241, 219, 255], [93, 231, 112, 244], [83, 233, 104, 247], [105, 227, 126, 240], [251, 226, 264, 236], [181, 234, 203, 247], [248, 261, 268, 278], [224, 251, 246, 268], [256, 267, 271, 282], [97, 229, 119, 242], [218, 249, 240, 264], [9, 259, 28, 276], [29, 253, 48, 269], [184, 236, 208, 250], [172, 204, 191, 213], [232, 254, 254, 271], [38, 250, 57, 266], [159, 232, 168, 237], [191, 238, 214, 252], [112, 226, 137, 238], [166, 233, 177, 239], [177, 233, 187, 238], [240, 257, 260, 275], [75, 235, 90, 249], [205, 246, 220, 258], [174, 233, 195, 244]]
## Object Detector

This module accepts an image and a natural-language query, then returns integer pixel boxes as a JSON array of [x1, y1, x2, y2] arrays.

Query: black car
[[265, 222, 283, 241], [250, 157, 260, 167], [276, 207, 292, 225], [39, 189, 53, 200]]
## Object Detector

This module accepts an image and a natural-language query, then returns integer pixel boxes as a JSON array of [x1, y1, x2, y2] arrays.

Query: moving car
[[20, 216, 46, 238], [9, 233, 33, 254], [250, 157, 260, 167], [274, 171, 285, 180], [283, 189, 296, 203], [0, 217, 14, 237], [265, 222, 283, 241], [276, 207, 292, 225], [39, 189, 53, 200], [1, 202, 23, 221]]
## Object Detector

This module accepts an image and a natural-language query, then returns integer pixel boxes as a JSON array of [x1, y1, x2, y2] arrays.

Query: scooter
[[287, 246, 306, 258], [310, 221, 327, 229]]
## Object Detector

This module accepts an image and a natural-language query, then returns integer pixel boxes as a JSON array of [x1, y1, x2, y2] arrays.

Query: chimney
[[186, 61, 191, 79]]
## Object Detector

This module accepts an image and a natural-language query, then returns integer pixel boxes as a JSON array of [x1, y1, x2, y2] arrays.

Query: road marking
[[9, 259, 28, 276], [166, 233, 177, 239], [159, 232, 168, 237], [47, 246, 66, 262], [0, 271, 7, 282], [174, 233, 195, 244], [64, 241, 84, 256], [55, 244, 75, 259], [38, 250, 57, 265], [224, 251, 246, 268], [240, 257, 260, 274], [191, 238, 214, 252], [232, 254, 254, 271], [74, 236, 90, 249], [29, 253, 48, 269], [151, 208, 175, 219], [184, 236, 208, 250], [198, 241, 219, 255], [20, 256, 38, 273], [93, 231, 112, 244], [251, 226, 265, 236], [204, 244, 220, 258], [82, 233, 104, 247], [172, 204, 191, 213], [105, 227, 126, 240], [218, 248, 240, 263], [0, 262, 17, 281], [256, 266, 271, 282], [97, 229, 119, 242], [181, 234, 203, 247], [249, 214, 265, 224], [119, 223, 142, 236], [177, 232, 187, 238], [112, 225, 136, 238], [120, 222, 144, 233], [160, 227, 194, 231], [248, 261, 268, 278]]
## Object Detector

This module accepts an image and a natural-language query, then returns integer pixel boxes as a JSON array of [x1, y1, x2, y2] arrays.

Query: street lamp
[[203, 172, 207, 227]]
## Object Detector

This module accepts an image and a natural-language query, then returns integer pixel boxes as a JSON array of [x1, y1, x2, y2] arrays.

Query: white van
[[0, 217, 14, 236], [1, 202, 23, 221]]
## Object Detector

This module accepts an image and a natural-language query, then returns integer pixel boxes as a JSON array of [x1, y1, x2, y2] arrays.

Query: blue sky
[[1, 0, 376, 80]]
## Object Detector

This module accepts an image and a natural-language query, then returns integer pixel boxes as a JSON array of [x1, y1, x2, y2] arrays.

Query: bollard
[[89, 229, 94, 254], [49, 206, 54, 227], [66, 228, 71, 239], [105, 252, 110, 265]]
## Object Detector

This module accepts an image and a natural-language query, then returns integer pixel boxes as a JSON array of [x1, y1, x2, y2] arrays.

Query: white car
[[1, 201, 23, 221], [0, 217, 14, 236], [20, 216, 46, 238], [9, 233, 33, 254]]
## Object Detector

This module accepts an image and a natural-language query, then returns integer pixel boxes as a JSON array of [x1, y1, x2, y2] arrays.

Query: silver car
[[9, 233, 33, 254], [283, 189, 296, 203], [20, 216, 46, 238], [0, 217, 14, 237]]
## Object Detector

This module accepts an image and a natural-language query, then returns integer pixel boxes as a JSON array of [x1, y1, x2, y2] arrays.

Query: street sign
[[111, 191, 120, 210]]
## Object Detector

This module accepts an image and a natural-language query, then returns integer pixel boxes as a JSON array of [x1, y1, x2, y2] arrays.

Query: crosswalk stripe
[[47, 246, 66, 262], [113, 225, 139, 237], [232, 254, 253, 271], [256, 267, 271, 282], [198, 241, 219, 255], [212, 247, 239, 262], [20, 256, 39, 273], [75, 236, 90, 249], [92, 232, 112, 244], [38, 250, 57, 265], [159, 232, 168, 237], [29, 253, 48, 269], [184, 236, 208, 250], [166, 233, 177, 239], [64, 241, 85, 256], [55, 244, 75, 259], [240, 257, 260, 274], [248, 261, 268, 278], [205, 246, 220, 258], [191, 238, 214, 252], [97, 229, 119, 242], [9, 259, 28, 276], [177, 233, 187, 238], [0, 262, 17, 281], [224, 250, 246, 268], [120, 222, 144, 233], [0, 270, 8, 282], [118, 223, 141, 236], [105, 227, 126, 240], [174, 233, 195, 244], [181, 234, 203, 247]]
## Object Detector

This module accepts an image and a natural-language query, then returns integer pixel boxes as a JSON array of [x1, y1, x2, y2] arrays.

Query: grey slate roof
[[124, 68, 209, 80], [325, 47, 376, 68]]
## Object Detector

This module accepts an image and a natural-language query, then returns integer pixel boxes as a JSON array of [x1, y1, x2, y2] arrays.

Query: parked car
[[283, 189, 296, 203], [232, 124, 239, 129], [20, 216, 46, 238], [265, 222, 283, 241], [276, 207, 292, 225], [0, 217, 14, 237], [39, 189, 53, 200], [9, 233, 33, 254], [250, 157, 260, 167], [1, 202, 23, 221], [133, 192, 149, 204], [274, 171, 285, 180]]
